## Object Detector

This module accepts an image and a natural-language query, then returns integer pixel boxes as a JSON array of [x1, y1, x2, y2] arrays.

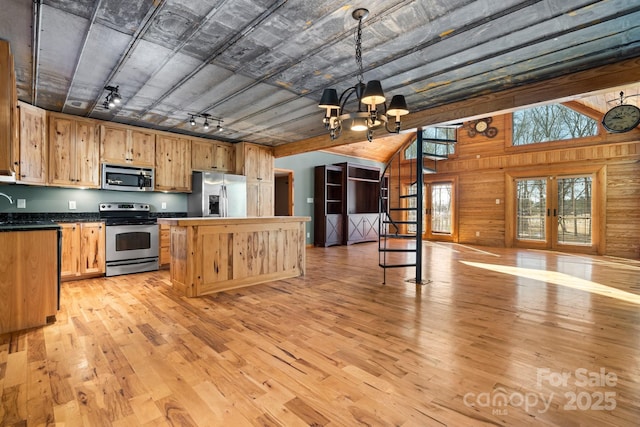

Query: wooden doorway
[[506, 166, 605, 254], [274, 168, 294, 216]]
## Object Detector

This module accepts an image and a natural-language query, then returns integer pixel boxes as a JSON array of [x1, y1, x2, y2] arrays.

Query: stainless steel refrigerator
[[188, 172, 247, 217]]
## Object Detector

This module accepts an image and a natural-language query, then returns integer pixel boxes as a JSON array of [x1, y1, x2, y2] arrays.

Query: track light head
[[103, 85, 122, 110]]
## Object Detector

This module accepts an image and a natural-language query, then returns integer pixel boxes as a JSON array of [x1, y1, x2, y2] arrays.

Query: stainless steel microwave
[[101, 164, 154, 192]]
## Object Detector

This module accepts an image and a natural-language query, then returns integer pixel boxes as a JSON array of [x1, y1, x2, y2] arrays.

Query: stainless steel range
[[99, 203, 158, 277]]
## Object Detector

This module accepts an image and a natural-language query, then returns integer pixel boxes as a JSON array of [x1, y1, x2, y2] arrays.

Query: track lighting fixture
[[187, 113, 224, 132], [318, 8, 409, 142], [103, 85, 122, 110]]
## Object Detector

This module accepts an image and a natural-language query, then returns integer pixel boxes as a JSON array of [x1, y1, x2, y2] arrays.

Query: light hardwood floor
[[1, 241, 639, 426]]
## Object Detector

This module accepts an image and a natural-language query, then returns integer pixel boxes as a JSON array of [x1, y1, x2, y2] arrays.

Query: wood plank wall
[[389, 113, 640, 259]]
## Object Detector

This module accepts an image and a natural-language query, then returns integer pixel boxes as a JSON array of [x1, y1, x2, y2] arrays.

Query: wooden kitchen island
[[157, 216, 310, 297]]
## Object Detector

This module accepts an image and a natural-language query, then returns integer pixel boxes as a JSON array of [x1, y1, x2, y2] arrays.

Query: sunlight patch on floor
[[461, 261, 640, 304]]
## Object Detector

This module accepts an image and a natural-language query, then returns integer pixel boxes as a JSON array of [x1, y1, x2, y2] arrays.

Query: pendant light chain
[[355, 16, 364, 84]]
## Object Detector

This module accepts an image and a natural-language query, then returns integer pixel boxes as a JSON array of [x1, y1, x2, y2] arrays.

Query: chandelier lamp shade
[[318, 8, 409, 142]]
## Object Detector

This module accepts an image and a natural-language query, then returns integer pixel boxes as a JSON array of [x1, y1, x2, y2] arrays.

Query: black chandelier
[[189, 113, 223, 132], [318, 8, 409, 142], [103, 85, 122, 109]]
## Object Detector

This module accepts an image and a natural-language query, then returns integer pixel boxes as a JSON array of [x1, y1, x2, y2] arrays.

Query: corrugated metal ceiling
[[0, 0, 638, 149]]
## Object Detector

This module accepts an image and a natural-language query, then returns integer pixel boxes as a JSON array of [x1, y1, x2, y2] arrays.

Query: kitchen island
[[157, 216, 310, 297]]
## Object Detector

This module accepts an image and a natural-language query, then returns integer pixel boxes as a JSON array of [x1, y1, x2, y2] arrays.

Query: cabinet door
[[246, 181, 260, 217], [75, 119, 99, 187], [60, 223, 81, 279], [258, 146, 274, 181], [259, 181, 274, 216], [100, 125, 129, 164], [191, 140, 215, 171], [214, 143, 234, 172], [130, 130, 155, 166], [80, 222, 105, 275], [155, 135, 191, 192], [244, 144, 273, 181], [48, 115, 75, 186], [18, 102, 47, 184]]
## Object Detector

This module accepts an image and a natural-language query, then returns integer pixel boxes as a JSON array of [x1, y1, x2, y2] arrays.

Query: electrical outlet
[[161, 202, 167, 210], [307, 232, 310, 238], [69, 200, 76, 210], [17, 199, 26, 209], [475, 231, 480, 237], [307, 197, 314, 203], [496, 198, 500, 205]]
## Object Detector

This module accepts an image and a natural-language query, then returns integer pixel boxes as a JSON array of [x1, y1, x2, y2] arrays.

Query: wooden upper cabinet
[[0, 40, 17, 177], [240, 142, 274, 216], [155, 134, 191, 192], [100, 124, 155, 166], [243, 143, 273, 182], [17, 102, 47, 184], [48, 113, 99, 188], [191, 140, 235, 173]]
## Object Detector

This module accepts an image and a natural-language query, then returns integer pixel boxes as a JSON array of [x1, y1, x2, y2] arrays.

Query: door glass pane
[[407, 183, 417, 234], [516, 178, 546, 240], [557, 176, 592, 245], [431, 182, 452, 234]]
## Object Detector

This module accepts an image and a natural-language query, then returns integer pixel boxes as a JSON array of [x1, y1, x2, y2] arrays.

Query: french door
[[513, 174, 597, 252], [407, 178, 457, 241]]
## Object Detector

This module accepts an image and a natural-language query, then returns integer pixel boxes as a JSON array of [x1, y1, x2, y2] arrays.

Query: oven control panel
[[99, 203, 150, 212]]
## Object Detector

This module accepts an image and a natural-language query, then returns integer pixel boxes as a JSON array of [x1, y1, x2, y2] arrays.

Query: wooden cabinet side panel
[[0, 232, 18, 333], [0, 230, 58, 334], [0, 41, 14, 176], [18, 102, 47, 184], [14, 230, 58, 329], [169, 226, 192, 296]]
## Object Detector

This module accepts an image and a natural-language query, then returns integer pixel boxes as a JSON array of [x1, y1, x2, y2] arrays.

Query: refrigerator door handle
[[221, 185, 228, 217]]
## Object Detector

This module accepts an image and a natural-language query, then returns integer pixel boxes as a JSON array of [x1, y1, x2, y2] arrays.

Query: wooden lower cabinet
[[0, 229, 59, 334], [60, 222, 105, 280], [246, 180, 274, 217]]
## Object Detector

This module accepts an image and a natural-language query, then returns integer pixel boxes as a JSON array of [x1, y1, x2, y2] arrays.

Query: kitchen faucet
[[0, 192, 13, 204]]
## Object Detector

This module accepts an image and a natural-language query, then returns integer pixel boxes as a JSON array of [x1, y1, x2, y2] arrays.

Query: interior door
[[514, 174, 595, 252]]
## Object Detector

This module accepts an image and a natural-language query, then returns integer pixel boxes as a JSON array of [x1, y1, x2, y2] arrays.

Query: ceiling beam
[[274, 55, 640, 158]]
